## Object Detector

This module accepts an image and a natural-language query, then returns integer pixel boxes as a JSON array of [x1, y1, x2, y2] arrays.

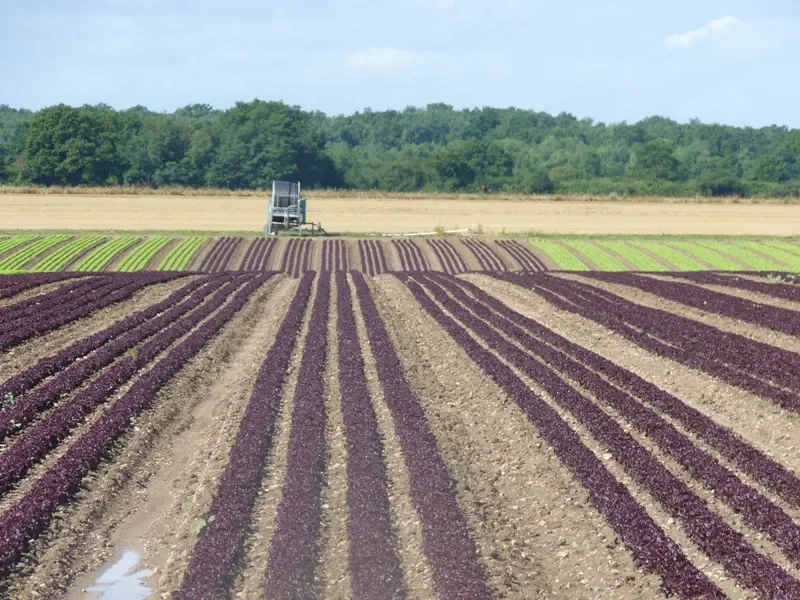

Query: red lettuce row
[[495, 240, 546, 271], [501, 273, 800, 412], [357, 240, 387, 276], [0, 275, 117, 326], [392, 239, 429, 271], [578, 271, 800, 336], [0, 273, 94, 301], [428, 239, 468, 274], [462, 239, 506, 271], [425, 273, 800, 566], [408, 273, 800, 599], [663, 271, 800, 303], [334, 272, 406, 599], [0, 274, 234, 440], [0, 276, 213, 402], [280, 239, 313, 277], [447, 275, 800, 507], [351, 271, 492, 600], [322, 239, 348, 272], [395, 273, 722, 599], [263, 273, 331, 596], [0, 273, 268, 576], [0, 275, 251, 496], [199, 237, 242, 272], [241, 238, 276, 271], [0, 272, 182, 351], [174, 273, 315, 599]]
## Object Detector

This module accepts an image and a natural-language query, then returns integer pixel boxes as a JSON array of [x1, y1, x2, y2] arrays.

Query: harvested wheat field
[[1, 269, 800, 599], [4, 193, 800, 234]]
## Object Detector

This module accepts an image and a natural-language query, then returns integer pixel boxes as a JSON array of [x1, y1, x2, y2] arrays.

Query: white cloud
[[664, 16, 739, 50], [664, 16, 800, 58]]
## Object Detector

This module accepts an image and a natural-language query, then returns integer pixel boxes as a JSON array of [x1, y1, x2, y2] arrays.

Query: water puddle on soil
[[85, 551, 153, 600]]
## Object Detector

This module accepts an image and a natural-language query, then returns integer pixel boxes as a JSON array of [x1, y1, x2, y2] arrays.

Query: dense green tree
[[630, 140, 685, 181]]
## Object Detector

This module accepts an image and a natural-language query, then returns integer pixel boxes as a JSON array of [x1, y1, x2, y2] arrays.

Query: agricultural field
[[0, 268, 800, 599], [0, 233, 799, 275]]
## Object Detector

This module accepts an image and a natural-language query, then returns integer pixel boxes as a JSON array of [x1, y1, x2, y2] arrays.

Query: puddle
[[85, 551, 153, 600]]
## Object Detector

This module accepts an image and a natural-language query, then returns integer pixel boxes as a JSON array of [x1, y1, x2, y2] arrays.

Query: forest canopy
[[3, 100, 800, 197]]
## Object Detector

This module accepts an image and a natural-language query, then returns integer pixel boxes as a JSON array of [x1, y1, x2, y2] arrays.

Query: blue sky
[[2, 0, 799, 127]]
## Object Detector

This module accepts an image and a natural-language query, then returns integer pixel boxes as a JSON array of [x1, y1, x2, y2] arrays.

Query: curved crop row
[[158, 237, 210, 271], [76, 237, 141, 272], [392, 239, 428, 271], [447, 274, 800, 506], [412, 273, 800, 598], [500, 273, 800, 411], [395, 273, 722, 600], [462, 239, 507, 271], [528, 239, 588, 270], [0, 277, 210, 403], [700, 241, 787, 271], [351, 271, 491, 600], [199, 237, 243, 272], [357, 240, 387, 276], [629, 240, 706, 270], [428, 239, 468, 274], [264, 273, 331, 597], [740, 242, 800, 271], [0, 275, 248, 495], [115, 236, 173, 272], [0, 272, 180, 351], [667, 241, 740, 270], [0, 236, 37, 259], [0, 275, 230, 442], [425, 273, 800, 567], [322, 239, 348, 271], [764, 240, 800, 259], [335, 272, 405, 599], [30, 236, 105, 272], [559, 239, 626, 271], [281, 239, 312, 277], [0, 272, 81, 300], [597, 241, 667, 271], [0, 235, 72, 273], [665, 271, 800, 302], [0, 276, 117, 327], [174, 273, 314, 599], [496, 239, 547, 271], [579, 272, 800, 336], [0, 272, 268, 577], [239, 238, 275, 271]]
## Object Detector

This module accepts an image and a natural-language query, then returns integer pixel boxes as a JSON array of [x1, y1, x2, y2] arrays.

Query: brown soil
[[370, 275, 667, 599], [462, 273, 800, 484], [3, 275, 286, 599]]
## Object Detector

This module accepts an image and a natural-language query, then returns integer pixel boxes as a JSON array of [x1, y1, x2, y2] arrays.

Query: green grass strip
[[75, 237, 141, 272], [739, 242, 800, 272], [596, 241, 667, 271], [700, 241, 787, 271], [528, 239, 589, 270], [115, 237, 172, 272], [0, 236, 72, 273], [0, 235, 38, 257], [628, 241, 706, 271], [159, 237, 210, 271], [30, 236, 105, 272], [560, 240, 627, 271], [666, 242, 741, 270]]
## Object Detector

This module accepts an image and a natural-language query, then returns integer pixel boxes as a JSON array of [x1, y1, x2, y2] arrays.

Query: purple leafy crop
[[0, 273, 268, 576], [495, 240, 546, 271], [428, 239, 468, 274], [357, 240, 387, 276], [462, 239, 506, 271], [174, 273, 315, 599], [240, 238, 276, 271], [351, 271, 492, 600], [392, 239, 429, 271], [334, 272, 405, 599]]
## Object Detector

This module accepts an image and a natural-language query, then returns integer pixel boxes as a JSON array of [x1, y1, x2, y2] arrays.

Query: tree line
[[2, 100, 800, 196]]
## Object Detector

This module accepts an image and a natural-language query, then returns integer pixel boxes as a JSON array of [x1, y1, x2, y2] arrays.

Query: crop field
[[0, 234, 799, 275], [0, 267, 799, 599]]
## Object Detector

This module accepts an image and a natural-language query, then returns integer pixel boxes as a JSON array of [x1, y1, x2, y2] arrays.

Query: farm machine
[[265, 181, 326, 235]]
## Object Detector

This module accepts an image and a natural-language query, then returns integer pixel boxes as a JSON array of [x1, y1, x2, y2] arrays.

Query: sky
[[1, 0, 799, 128]]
